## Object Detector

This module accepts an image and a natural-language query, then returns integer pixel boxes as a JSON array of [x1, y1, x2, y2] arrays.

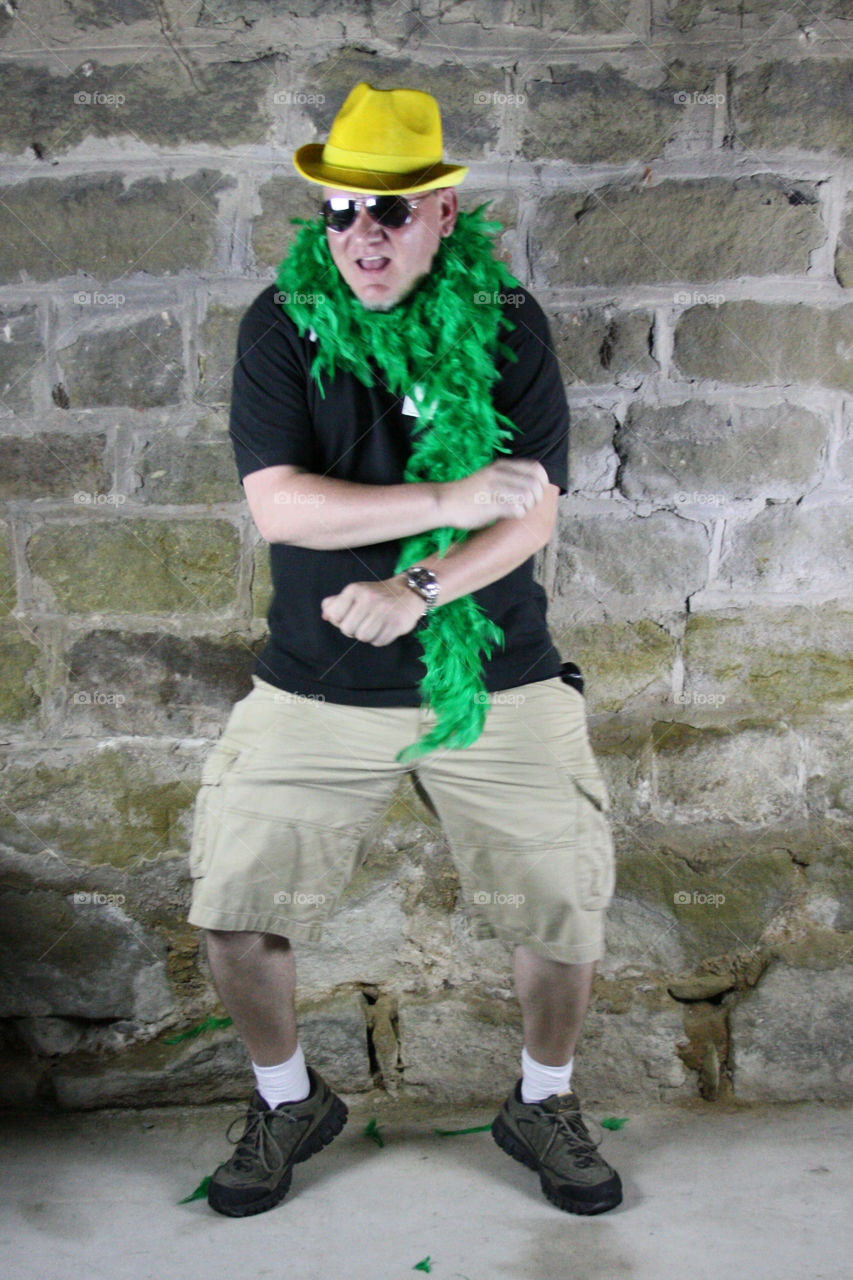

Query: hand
[[321, 576, 427, 647], [438, 458, 549, 530]]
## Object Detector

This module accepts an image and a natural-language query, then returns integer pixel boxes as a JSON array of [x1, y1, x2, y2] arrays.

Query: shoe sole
[[491, 1112, 622, 1216], [207, 1093, 349, 1218]]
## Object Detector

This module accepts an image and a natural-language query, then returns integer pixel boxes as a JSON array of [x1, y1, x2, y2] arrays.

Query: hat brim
[[293, 144, 468, 194]]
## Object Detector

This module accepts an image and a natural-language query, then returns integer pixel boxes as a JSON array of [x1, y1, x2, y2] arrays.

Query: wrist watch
[[405, 565, 440, 612]]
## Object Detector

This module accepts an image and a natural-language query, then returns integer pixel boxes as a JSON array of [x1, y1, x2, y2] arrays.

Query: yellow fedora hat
[[293, 81, 468, 195]]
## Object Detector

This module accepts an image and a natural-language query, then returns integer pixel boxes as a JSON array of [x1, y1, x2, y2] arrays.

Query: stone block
[[520, 62, 702, 166], [0, 518, 16, 615], [557, 618, 676, 715], [50, 990, 371, 1108], [0, 59, 268, 157], [531, 177, 822, 288], [550, 307, 656, 388], [652, 721, 802, 825], [64, 629, 259, 736], [135, 417, 242, 505], [297, 991, 372, 1092], [567, 407, 618, 494], [0, 888, 173, 1021], [801, 718, 853, 825], [734, 59, 853, 156], [577, 990, 690, 1101], [617, 401, 828, 503], [714, 502, 853, 599], [252, 542, 273, 619], [52, 1031, 252, 1110], [0, 171, 230, 283], [0, 304, 42, 416], [0, 621, 40, 723], [674, 301, 853, 392], [15, 1016, 85, 1057], [27, 517, 240, 614], [252, 178, 330, 272], [684, 607, 853, 718], [549, 505, 710, 627], [0, 431, 109, 500], [836, 197, 853, 287], [615, 824, 801, 959], [731, 961, 853, 1100], [661, 0, 847, 35], [196, 304, 243, 408], [398, 996, 522, 1102], [61, 312, 183, 409], [0, 743, 201, 867]]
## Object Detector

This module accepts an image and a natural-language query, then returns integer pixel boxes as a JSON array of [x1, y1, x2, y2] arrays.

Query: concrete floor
[[0, 1093, 850, 1280]]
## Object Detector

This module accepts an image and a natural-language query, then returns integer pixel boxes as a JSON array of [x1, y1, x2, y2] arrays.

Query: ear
[[436, 186, 459, 237]]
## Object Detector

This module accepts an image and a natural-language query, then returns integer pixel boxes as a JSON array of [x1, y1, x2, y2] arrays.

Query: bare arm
[[242, 458, 549, 548], [320, 483, 560, 647]]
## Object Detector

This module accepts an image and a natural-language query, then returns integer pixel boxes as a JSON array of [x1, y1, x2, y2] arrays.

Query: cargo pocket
[[188, 743, 241, 879], [570, 769, 616, 912]]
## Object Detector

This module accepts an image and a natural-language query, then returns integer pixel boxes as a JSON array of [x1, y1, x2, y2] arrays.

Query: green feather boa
[[275, 205, 521, 762]]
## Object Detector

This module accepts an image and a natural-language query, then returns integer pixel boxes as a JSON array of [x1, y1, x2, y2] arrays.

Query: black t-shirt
[[230, 281, 569, 706]]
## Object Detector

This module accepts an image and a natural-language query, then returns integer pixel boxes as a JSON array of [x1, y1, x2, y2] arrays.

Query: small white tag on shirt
[[307, 327, 317, 343], [402, 384, 437, 422]]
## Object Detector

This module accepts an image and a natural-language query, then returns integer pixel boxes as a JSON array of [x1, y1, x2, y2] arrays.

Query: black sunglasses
[[321, 193, 433, 233]]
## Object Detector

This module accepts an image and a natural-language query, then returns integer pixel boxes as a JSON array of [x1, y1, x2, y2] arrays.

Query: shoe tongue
[[541, 1089, 579, 1114]]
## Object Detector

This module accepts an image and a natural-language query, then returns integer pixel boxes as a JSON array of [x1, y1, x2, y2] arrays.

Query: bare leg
[[204, 929, 298, 1066], [514, 945, 595, 1065]]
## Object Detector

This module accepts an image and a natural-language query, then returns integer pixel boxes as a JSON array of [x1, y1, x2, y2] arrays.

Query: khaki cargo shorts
[[187, 674, 615, 964]]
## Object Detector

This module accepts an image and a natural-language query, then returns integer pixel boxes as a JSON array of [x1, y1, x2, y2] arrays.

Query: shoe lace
[[224, 1101, 297, 1176], [546, 1106, 605, 1169]]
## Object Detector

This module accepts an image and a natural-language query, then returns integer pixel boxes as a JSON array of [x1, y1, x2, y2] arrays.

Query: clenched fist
[[321, 576, 427, 647]]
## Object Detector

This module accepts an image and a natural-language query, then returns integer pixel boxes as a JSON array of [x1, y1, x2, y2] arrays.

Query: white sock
[[252, 1043, 311, 1108], [520, 1045, 574, 1104]]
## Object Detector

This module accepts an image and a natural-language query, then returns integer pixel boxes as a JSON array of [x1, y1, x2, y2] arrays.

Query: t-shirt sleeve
[[228, 287, 319, 482], [491, 288, 569, 495]]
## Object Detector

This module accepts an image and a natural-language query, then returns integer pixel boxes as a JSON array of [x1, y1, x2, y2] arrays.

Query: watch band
[[405, 565, 440, 612]]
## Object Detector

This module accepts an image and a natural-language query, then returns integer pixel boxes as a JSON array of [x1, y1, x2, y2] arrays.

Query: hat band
[[322, 141, 443, 175]]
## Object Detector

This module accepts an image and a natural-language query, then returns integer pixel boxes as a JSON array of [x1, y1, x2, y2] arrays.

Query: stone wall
[[1, 1, 851, 1110]]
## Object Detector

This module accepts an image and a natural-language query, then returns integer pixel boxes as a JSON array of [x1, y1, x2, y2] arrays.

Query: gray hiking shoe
[[207, 1065, 348, 1217], [492, 1081, 623, 1215]]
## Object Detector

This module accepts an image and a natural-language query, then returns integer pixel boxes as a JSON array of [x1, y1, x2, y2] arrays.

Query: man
[[187, 81, 621, 1219]]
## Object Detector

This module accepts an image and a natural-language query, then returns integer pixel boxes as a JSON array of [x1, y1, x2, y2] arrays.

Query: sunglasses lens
[[322, 196, 413, 231], [371, 196, 411, 228], [323, 199, 358, 231]]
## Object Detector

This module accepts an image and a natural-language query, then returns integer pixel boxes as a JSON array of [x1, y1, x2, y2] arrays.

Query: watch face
[[408, 568, 439, 605]]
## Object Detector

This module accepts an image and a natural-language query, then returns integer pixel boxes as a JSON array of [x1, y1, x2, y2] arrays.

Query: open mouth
[[356, 256, 391, 273]]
